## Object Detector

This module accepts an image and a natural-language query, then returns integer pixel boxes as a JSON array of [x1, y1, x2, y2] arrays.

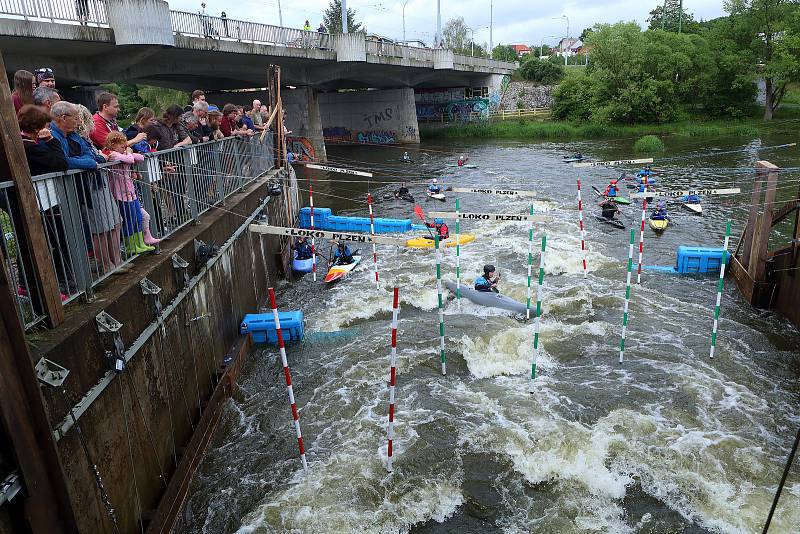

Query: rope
[[118, 379, 145, 534], [125, 373, 168, 491], [154, 313, 179, 469]]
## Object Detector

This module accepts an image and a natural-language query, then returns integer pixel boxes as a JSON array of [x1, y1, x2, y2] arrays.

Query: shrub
[[552, 77, 592, 121], [518, 59, 566, 85], [633, 135, 665, 153]]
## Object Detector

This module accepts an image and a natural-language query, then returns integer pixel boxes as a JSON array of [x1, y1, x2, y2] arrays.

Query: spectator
[[32, 86, 60, 113], [221, 11, 228, 37], [102, 132, 153, 254], [259, 103, 271, 123], [12, 70, 35, 113], [76, 103, 123, 271], [34, 67, 56, 88], [76, 0, 89, 25], [282, 109, 292, 135], [124, 107, 155, 153], [303, 20, 311, 31], [317, 23, 326, 33], [206, 110, 225, 140], [181, 100, 210, 143], [219, 103, 244, 137], [241, 105, 256, 131], [250, 99, 265, 131], [19, 105, 66, 175], [185, 89, 206, 112], [146, 105, 192, 150], [90, 91, 144, 149]]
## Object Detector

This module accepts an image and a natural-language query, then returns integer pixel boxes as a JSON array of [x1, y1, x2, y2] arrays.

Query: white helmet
[[432, 178, 438, 183]]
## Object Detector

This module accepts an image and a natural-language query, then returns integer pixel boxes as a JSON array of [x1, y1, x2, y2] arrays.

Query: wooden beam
[[740, 168, 763, 270], [0, 51, 64, 326], [771, 200, 799, 227], [753, 162, 779, 282], [0, 246, 78, 532]]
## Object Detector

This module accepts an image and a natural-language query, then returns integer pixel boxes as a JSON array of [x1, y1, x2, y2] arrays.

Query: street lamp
[[540, 35, 555, 59], [468, 25, 489, 56], [402, 0, 409, 44], [553, 14, 569, 66]]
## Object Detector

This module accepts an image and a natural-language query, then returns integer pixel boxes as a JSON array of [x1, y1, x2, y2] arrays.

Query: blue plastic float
[[240, 311, 305, 344], [645, 246, 730, 274], [299, 207, 413, 234]]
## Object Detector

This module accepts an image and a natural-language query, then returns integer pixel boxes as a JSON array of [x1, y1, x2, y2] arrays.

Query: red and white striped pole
[[386, 287, 399, 472], [309, 184, 317, 281], [636, 176, 648, 285], [367, 193, 379, 289], [268, 288, 309, 473], [577, 178, 587, 278]]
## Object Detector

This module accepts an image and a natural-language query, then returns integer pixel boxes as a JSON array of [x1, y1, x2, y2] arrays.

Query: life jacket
[[606, 184, 618, 197], [474, 275, 492, 292], [601, 203, 617, 218], [428, 184, 440, 193], [427, 222, 449, 239], [334, 245, 352, 263], [457, 159, 463, 166], [296, 241, 312, 259]]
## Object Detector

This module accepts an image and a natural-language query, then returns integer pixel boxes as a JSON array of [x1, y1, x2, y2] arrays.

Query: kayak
[[292, 251, 314, 273], [445, 163, 478, 168], [649, 218, 669, 232], [594, 214, 625, 229], [591, 185, 631, 205], [323, 256, 361, 283], [444, 281, 529, 315], [682, 202, 702, 215], [383, 193, 415, 202], [563, 157, 584, 163], [427, 191, 446, 201], [406, 234, 476, 248]]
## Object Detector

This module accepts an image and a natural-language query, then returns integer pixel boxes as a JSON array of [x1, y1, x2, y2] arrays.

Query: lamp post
[[402, 0, 409, 44], [342, 0, 348, 33], [468, 25, 488, 56], [540, 35, 555, 59], [553, 14, 569, 66], [436, 0, 441, 47], [489, 0, 493, 53]]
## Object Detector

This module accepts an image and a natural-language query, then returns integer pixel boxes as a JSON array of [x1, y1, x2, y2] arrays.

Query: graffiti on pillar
[[356, 130, 396, 144], [362, 107, 393, 127], [322, 127, 353, 143], [415, 96, 491, 120], [286, 137, 315, 161]]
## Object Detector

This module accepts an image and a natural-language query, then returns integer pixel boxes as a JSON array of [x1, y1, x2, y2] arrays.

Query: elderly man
[[49, 101, 107, 169], [181, 100, 210, 143], [34, 67, 56, 88], [250, 99, 265, 131], [32, 86, 60, 112]]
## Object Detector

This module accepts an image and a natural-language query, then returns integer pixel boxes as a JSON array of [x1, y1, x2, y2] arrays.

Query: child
[[103, 132, 155, 254]]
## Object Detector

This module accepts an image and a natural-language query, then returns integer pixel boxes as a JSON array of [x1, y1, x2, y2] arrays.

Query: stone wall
[[498, 81, 556, 110]]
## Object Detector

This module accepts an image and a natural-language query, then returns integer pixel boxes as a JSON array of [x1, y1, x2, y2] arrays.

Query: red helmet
[[610, 179, 618, 184]]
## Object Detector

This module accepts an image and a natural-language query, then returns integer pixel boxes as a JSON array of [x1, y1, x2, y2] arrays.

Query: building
[[556, 37, 580, 57], [510, 44, 532, 58]]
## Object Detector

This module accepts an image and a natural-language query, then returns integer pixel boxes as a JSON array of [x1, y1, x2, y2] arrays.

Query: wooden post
[[0, 51, 64, 326], [0, 246, 78, 532], [752, 161, 779, 282]]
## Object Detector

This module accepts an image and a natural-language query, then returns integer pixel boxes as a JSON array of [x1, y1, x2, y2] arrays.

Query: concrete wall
[[31, 173, 290, 533], [320, 88, 420, 145], [282, 87, 327, 162]]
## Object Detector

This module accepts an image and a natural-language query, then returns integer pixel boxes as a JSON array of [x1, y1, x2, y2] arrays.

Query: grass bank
[[421, 109, 800, 141]]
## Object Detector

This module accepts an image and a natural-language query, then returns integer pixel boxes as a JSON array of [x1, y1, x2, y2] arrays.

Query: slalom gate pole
[[367, 193, 379, 289], [386, 287, 399, 472], [455, 198, 461, 309], [435, 234, 446, 375], [636, 176, 648, 285], [619, 229, 635, 364], [577, 179, 587, 278], [268, 288, 308, 473], [310, 183, 317, 281], [709, 220, 731, 359], [526, 205, 534, 320], [529, 234, 547, 392]]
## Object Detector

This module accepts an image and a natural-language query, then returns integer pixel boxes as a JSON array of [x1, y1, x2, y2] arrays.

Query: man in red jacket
[[91, 91, 146, 149]]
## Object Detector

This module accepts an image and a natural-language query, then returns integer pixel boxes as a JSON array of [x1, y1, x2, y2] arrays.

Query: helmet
[[610, 179, 618, 184], [657, 200, 666, 209], [483, 264, 495, 275], [434, 218, 443, 224], [432, 178, 438, 184]]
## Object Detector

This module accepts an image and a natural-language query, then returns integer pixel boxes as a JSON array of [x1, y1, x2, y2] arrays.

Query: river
[[177, 132, 800, 534]]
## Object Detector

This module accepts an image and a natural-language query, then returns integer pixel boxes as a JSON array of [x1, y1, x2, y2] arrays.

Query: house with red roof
[[510, 44, 532, 58]]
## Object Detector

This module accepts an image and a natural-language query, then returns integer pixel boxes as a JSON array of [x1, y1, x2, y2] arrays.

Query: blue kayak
[[292, 251, 314, 273]]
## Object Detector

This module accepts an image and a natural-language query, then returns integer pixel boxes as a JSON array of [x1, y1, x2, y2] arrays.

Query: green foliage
[[323, 0, 364, 34], [102, 83, 145, 122], [443, 17, 469, 54], [518, 58, 565, 85], [647, 3, 703, 33], [136, 86, 190, 116], [634, 134, 665, 153], [492, 44, 518, 62]]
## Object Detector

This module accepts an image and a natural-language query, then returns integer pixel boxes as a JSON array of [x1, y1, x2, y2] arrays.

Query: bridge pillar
[[282, 87, 328, 163], [319, 88, 420, 145], [106, 0, 174, 46]]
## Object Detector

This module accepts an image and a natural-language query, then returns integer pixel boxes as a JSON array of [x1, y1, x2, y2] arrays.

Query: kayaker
[[425, 218, 449, 240], [402, 151, 411, 162], [651, 200, 668, 220], [457, 155, 468, 167], [428, 178, 441, 195], [474, 264, 500, 293], [294, 236, 312, 260], [603, 178, 620, 198], [599, 198, 620, 220], [394, 182, 410, 198], [683, 194, 701, 204], [332, 241, 354, 265]]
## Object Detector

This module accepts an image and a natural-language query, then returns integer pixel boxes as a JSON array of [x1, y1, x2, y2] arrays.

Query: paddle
[[413, 205, 435, 239]]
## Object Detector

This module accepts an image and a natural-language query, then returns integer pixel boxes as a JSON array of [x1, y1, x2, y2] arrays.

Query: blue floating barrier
[[299, 207, 412, 234], [241, 311, 304, 344], [676, 246, 729, 273]]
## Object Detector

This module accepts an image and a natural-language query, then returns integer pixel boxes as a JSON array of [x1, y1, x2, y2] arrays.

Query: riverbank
[[420, 110, 800, 141]]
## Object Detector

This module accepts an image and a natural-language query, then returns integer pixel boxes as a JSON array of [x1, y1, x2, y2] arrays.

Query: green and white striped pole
[[526, 205, 534, 320], [619, 229, 635, 364], [709, 220, 732, 359], [529, 234, 547, 392], [435, 234, 446, 375], [455, 198, 461, 310]]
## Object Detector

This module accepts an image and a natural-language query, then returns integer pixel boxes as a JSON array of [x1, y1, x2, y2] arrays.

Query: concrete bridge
[[0, 0, 517, 153]]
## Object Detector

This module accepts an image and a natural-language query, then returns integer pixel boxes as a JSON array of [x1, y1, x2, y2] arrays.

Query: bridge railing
[[365, 38, 433, 62], [1, 134, 274, 329], [0, 0, 108, 25], [170, 10, 336, 50]]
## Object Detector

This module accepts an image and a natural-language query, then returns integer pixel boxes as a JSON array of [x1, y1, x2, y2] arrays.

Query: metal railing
[[0, 0, 107, 25], [1, 135, 274, 329], [170, 10, 336, 50]]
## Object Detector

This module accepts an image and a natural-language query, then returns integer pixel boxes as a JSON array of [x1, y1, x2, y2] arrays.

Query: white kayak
[[682, 202, 702, 215], [427, 191, 446, 201], [445, 281, 529, 315]]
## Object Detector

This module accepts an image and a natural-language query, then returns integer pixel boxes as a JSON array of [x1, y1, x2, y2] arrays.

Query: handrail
[[0, 0, 108, 26]]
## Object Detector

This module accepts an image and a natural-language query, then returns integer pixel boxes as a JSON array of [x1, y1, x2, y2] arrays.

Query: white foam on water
[[458, 326, 556, 379]]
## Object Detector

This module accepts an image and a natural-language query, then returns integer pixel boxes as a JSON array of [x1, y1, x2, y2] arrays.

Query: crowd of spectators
[[5, 67, 279, 309]]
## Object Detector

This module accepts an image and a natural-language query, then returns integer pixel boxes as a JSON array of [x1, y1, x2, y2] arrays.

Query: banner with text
[[305, 163, 373, 177], [428, 211, 552, 223], [249, 225, 406, 245]]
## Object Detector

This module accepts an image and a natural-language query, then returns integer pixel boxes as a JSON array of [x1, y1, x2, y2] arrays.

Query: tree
[[492, 44, 518, 62], [647, 2, 702, 33], [442, 17, 469, 53], [579, 27, 594, 41], [102, 82, 145, 122], [534, 44, 553, 57], [323, 0, 363, 34], [726, 0, 800, 119], [518, 58, 565, 84]]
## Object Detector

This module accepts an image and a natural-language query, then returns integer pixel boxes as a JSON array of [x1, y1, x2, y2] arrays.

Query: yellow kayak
[[405, 234, 476, 248], [649, 218, 669, 232]]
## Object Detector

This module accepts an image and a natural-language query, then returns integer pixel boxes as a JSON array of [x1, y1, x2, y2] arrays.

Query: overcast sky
[[177, 0, 728, 47]]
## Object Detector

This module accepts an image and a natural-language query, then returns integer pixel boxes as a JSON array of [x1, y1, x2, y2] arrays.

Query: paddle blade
[[413, 205, 426, 222]]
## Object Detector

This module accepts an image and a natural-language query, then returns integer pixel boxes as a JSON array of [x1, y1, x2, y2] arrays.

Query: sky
[[179, 0, 729, 48]]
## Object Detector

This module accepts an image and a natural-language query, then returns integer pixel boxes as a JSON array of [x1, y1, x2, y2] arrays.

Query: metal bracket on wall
[[140, 277, 163, 317], [0, 471, 21, 506], [34, 358, 70, 387], [96, 311, 125, 373], [172, 253, 190, 288]]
